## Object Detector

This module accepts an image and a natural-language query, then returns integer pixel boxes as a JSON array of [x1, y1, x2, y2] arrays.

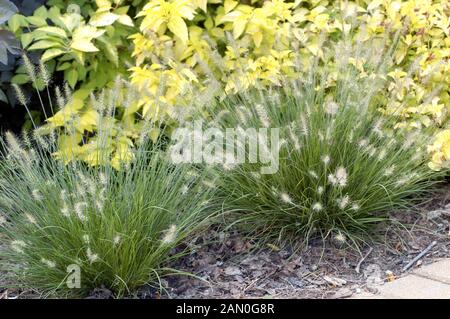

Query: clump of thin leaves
[[0, 124, 217, 297], [208, 41, 445, 248]]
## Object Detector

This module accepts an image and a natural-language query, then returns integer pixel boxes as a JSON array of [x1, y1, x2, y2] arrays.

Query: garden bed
[[156, 184, 450, 299], [3, 184, 447, 299]]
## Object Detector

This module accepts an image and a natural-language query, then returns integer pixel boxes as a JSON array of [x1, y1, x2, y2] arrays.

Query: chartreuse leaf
[[33, 6, 47, 18], [8, 14, 27, 33], [28, 40, 63, 50], [26, 16, 48, 27], [224, 0, 238, 14], [35, 26, 68, 38], [41, 48, 66, 62], [71, 39, 99, 52], [117, 14, 134, 27], [89, 12, 119, 27], [21, 33, 34, 48], [168, 16, 189, 43]]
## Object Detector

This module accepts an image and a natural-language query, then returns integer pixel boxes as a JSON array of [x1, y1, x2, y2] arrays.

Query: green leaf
[[21, 32, 33, 48], [41, 48, 66, 62], [71, 39, 99, 52], [32, 77, 45, 90], [11, 74, 30, 84], [89, 12, 119, 27], [98, 38, 118, 66], [66, 68, 78, 89], [28, 40, 63, 51], [117, 14, 134, 27], [8, 14, 26, 33], [35, 26, 67, 39], [56, 62, 72, 71], [31, 34, 66, 44], [26, 16, 48, 27], [34, 6, 48, 19]]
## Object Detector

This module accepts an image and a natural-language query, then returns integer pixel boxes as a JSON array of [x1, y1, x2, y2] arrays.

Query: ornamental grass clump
[[0, 120, 217, 297], [209, 42, 445, 247]]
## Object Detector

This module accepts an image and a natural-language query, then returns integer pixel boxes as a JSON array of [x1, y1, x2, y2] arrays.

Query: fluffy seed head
[[309, 170, 318, 179], [41, 258, 56, 268], [280, 192, 293, 204], [338, 195, 350, 209], [12, 84, 27, 106], [334, 232, 346, 244], [5, 131, 25, 157], [55, 86, 65, 109], [162, 224, 177, 244], [321, 155, 331, 165], [75, 202, 87, 221], [383, 165, 395, 176], [335, 167, 348, 187], [39, 60, 51, 86], [99, 173, 107, 186], [82, 234, 90, 244], [22, 54, 36, 81], [317, 186, 324, 195], [11, 240, 26, 253], [255, 104, 270, 127], [32, 189, 42, 201], [358, 139, 369, 148], [325, 100, 339, 115], [181, 184, 189, 195], [86, 247, 98, 264], [113, 235, 121, 246], [61, 205, 70, 217], [312, 202, 323, 212], [25, 213, 37, 225]]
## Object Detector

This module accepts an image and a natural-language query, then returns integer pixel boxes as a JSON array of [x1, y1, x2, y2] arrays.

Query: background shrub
[[2, 1, 449, 170]]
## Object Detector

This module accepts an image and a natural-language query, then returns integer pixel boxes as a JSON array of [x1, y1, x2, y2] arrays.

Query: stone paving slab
[[380, 274, 450, 299], [349, 292, 385, 299], [413, 259, 450, 285], [350, 259, 450, 299]]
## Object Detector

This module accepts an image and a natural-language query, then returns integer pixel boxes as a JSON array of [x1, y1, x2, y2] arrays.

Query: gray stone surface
[[413, 259, 450, 284], [348, 259, 450, 299], [350, 292, 385, 299], [380, 275, 450, 299]]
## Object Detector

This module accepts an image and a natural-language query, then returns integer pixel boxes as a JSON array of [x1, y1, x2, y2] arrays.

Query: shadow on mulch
[[138, 184, 450, 299]]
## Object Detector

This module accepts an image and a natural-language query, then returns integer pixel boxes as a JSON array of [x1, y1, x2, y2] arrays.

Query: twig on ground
[[355, 247, 373, 274], [402, 241, 437, 272]]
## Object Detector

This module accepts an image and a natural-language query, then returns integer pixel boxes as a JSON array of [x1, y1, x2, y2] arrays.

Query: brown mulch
[[1, 185, 449, 299], [141, 184, 450, 299]]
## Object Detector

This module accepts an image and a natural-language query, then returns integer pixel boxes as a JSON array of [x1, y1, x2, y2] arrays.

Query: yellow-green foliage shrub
[[36, 0, 449, 170], [10, 1, 139, 90]]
